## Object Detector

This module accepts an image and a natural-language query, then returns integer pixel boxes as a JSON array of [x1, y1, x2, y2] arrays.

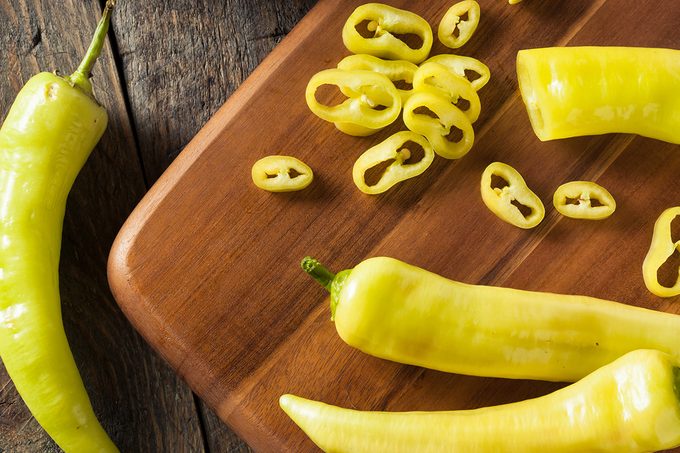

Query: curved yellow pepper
[[553, 181, 616, 220], [643, 207, 680, 298], [251, 156, 313, 192], [403, 90, 474, 159], [481, 162, 544, 229], [413, 61, 481, 123], [424, 54, 491, 91], [306, 68, 401, 136], [342, 3, 433, 64], [281, 350, 680, 453], [352, 131, 434, 195], [337, 54, 418, 104], [517, 47, 680, 144], [438, 0, 480, 50]]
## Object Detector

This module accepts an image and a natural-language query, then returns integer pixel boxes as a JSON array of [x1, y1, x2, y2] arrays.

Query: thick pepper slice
[[438, 0, 481, 49], [553, 181, 616, 220], [413, 61, 481, 123], [517, 47, 680, 144], [403, 90, 474, 159], [337, 54, 418, 104], [251, 156, 313, 192], [306, 68, 401, 136], [352, 131, 434, 195], [281, 350, 680, 453], [342, 3, 433, 64], [481, 162, 544, 229], [424, 54, 491, 91], [643, 207, 680, 298]]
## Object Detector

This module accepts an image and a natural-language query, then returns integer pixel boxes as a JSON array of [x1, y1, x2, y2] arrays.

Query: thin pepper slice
[[553, 181, 616, 220], [424, 54, 491, 91], [352, 131, 434, 195], [481, 162, 544, 229], [517, 47, 680, 144], [413, 61, 481, 123], [251, 156, 313, 192], [337, 54, 418, 104], [281, 350, 680, 453], [403, 90, 474, 159], [342, 3, 433, 64], [642, 207, 680, 298], [438, 1, 481, 49], [306, 68, 401, 135]]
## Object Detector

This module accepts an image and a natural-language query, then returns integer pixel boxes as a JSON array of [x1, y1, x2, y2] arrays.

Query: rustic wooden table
[[0, 1, 315, 451]]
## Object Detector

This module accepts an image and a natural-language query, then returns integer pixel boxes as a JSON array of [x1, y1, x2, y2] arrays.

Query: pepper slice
[[352, 131, 434, 195], [306, 68, 401, 136], [424, 54, 491, 91], [438, 0, 481, 49], [337, 54, 418, 104], [342, 3, 433, 64], [403, 90, 474, 159], [481, 162, 544, 229], [251, 156, 313, 192], [642, 207, 680, 298], [553, 181, 616, 220], [413, 61, 481, 123]]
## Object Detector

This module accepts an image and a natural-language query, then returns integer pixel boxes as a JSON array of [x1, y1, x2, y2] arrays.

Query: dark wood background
[[0, 0, 314, 451]]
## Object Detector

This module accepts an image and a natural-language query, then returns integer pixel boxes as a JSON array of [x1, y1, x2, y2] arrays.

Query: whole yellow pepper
[[301, 256, 680, 382], [0, 3, 118, 452], [517, 47, 680, 144], [281, 349, 680, 453]]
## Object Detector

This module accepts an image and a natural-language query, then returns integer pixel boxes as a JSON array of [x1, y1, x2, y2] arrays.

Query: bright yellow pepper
[[413, 61, 481, 123], [280, 350, 680, 453], [481, 162, 544, 229], [424, 54, 491, 91], [643, 207, 680, 298], [352, 131, 434, 195], [306, 68, 401, 136], [553, 181, 616, 220], [251, 156, 313, 192], [337, 54, 418, 104], [517, 47, 680, 144], [342, 3, 433, 64], [437, 0, 480, 50]]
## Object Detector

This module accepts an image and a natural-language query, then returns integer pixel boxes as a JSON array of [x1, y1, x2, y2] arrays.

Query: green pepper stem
[[301, 257, 335, 292], [67, 0, 116, 95]]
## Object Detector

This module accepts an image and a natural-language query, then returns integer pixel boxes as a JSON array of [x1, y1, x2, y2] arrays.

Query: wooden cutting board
[[107, 0, 680, 451]]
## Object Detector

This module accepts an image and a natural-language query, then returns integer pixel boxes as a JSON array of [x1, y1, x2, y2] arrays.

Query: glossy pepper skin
[[481, 162, 544, 229], [517, 47, 680, 144], [281, 350, 680, 453], [553, 181, 616, 220], [251, 155, 313, 192], [643, 207, 680, 298], [302, 256, 680, 382], [0, 3, 117, 452]]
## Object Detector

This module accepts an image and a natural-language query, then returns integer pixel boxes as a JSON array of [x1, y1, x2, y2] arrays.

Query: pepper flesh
[[342, 3, 433, 64], [481, 162, 544, 229], [0, 3, 118, 452], [553, 181, 616, 220], [301, 256, 680, 382], [517, 47, 680, 144], [251, 156, 313, 192], [352, 131, 434, 195], [642, 207, 680, 298], [424, 54, 491, 91], [413, 61, 481, 123], [280, 350, 680, 453], [437, 0, 480, 50], [337, 54, 418, 104]]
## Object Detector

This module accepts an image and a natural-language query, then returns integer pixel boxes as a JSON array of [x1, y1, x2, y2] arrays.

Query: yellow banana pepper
[[438, 0, 480, 50], [643, 207, 680, 298], [517, 47, 680, 144], [337, 54, 418, 104], [413, 61, 481, 123], [301, 256, 680, 382], [424, 54, 491, 91], [251, 156, 313, 192], [481, 162, 544, 229], [553, 181, 616, 220], [280, 349, 680, 453]]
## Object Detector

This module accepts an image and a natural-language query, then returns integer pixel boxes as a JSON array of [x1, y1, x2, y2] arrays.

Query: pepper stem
[[301, 257, 335, 292], [67, 0, 116, 95]]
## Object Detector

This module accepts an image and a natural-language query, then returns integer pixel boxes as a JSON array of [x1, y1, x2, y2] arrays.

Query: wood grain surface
[[107, 0, 680, 452], [0, 0, 313, 451]]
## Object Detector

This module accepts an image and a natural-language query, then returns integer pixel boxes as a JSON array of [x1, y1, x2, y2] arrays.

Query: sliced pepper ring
[[352, 131, 434, 195], [342, 3, 433, 64], [337, 54, 418, 104], [553, 181, 616, 220], [481, 162, 545, 229], [251, 156, 313, 192], [403, 89, 474, 159], [413, 62, 481, 123], [424, 54, 490, 91], [642, 207, 680, 298], [306, 68, 401, 133], [438, 0, 481, 49]]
